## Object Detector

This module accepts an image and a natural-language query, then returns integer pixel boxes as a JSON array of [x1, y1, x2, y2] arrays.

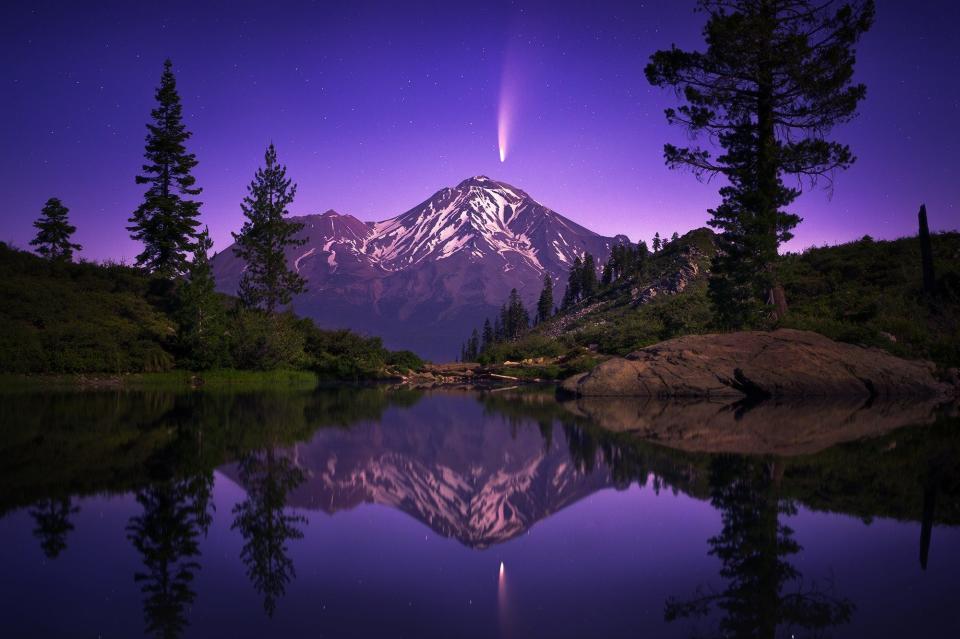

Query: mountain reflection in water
[[0, 386, 957, 638]]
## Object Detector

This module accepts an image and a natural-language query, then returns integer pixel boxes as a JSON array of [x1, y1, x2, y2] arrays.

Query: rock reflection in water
[[563, 394, 952, 455]]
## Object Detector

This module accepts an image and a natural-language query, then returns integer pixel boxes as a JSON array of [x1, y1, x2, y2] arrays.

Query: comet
[[497, 52, 518, 163], [497, 87, 511, 163]]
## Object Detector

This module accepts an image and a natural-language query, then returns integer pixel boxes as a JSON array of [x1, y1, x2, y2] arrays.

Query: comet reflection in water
[[498, 560, 510, 637]]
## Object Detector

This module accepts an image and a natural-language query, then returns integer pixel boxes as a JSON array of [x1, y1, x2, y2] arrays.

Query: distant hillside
[[478, 229, 960, 370], [0, 242, 422, 377]]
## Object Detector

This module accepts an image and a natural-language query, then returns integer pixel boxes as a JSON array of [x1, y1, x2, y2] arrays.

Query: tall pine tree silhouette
[[647, 0, 874, 326], [128, 60, 202, 279], [232, 144, 306, 313], [31, 197, 81, 261]]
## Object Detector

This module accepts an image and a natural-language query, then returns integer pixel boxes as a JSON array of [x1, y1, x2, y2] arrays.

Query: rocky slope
[[212, 176, 626, 360]]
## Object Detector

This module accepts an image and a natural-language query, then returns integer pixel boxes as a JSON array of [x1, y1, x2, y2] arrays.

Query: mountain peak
[[454, 175, 524, 194], [456, 175, 495, 188]]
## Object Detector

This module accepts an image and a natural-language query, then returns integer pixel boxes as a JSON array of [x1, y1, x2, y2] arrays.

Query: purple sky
[[2, 0, 958, 263]]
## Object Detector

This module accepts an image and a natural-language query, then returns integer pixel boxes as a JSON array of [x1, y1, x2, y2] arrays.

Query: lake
[[1, 386, 957, 638]]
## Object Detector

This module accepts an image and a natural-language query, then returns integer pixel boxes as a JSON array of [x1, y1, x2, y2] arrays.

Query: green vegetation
[[778, 231, 960, 367], [462, 228, 960, 373], [0, 242, 423, 380]]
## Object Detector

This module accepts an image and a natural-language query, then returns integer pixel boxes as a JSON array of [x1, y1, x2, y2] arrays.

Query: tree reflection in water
[[126, 473, 214, 639], [30, 497, 79, 559], [664, 456, 854, 638], [231, 448, 307, 617]]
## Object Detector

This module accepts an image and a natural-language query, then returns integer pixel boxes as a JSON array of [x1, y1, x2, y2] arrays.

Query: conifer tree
[[637, 240, 650, 272], [601, 262, 612, 287], [177, 227, 224, 369], [465, 329, 480, 361], [536, 274, 554, 323], [581, 253, 598, 299], [671, 232, 680, 244], [30, 197, 81, 261], [652, 233, 662, 253], [646, 0, 874, 325], [501, 289, 530, 340], [232, 144, 307, 313], [481, 319, 494, 351], [563, 256, 583, 308], [128, 59, 202, 278]]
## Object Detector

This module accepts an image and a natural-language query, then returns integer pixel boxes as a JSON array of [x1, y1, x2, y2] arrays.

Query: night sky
[[2, 0, 958, 262]]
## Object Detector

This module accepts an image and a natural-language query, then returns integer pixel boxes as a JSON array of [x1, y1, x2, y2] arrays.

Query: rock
[[562, 329, 952, 398]]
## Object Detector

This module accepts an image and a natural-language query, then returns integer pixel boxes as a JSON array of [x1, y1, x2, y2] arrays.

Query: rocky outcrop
[[561, 329, 954, 398], [631, 246, 705, 305]]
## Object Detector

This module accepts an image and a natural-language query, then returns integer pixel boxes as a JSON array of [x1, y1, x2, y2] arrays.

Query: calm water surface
[[0, 387, 957, 638]]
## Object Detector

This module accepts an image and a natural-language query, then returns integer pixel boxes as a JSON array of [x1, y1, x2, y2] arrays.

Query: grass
[[0, 369, 320, 392]]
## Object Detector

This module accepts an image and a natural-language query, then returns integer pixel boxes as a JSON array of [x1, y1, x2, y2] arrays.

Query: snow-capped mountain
[[212, 176, 629, 360]]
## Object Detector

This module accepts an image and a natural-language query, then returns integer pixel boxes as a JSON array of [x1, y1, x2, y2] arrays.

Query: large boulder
[[561, 329, 952, 398]]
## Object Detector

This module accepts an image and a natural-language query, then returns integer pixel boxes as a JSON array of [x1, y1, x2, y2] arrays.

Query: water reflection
[[665, 457, 854, 638], [0, 387, 957, 637], [231, 449, 307, 617], [126, 474, 214, 639], [30, 497, 78, 559]]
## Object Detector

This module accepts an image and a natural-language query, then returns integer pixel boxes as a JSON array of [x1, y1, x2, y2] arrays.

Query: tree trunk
[[918, 204, 936, 296]]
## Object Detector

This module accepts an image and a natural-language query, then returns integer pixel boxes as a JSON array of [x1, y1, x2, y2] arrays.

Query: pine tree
[[481, 318, 494, 351], [493, 315, 504, 342], [652, 233, 662, 253], [581, 253, 598, 299], [465, 329, 480, 361], [30, 197, 81, 261], [600, 262, 612, 287], [646, 0, 874, 325], [536, 274, 554, 323], [563, 256, 583, 308], [128, 59, 202, 278], [177, 227, 225, 369], [636, 240, 650, 279], [232, 144, 307, 313], [501, 289, 529, 340], [671, 232, 680, 244]]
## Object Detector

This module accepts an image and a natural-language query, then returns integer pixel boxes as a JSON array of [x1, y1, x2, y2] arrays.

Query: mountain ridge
[[212, 176, 629, 360]]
